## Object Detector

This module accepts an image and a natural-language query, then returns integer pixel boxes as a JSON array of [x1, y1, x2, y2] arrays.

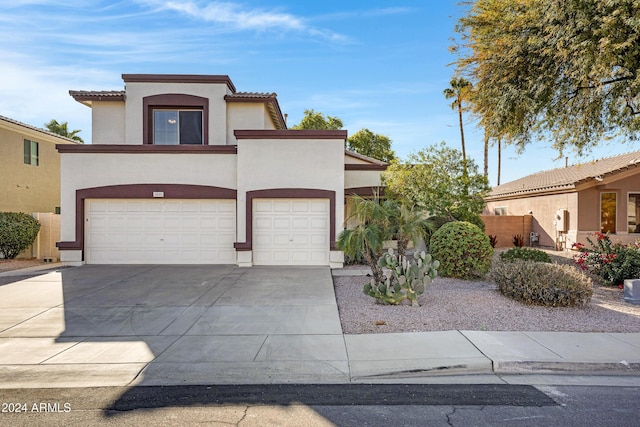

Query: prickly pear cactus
[[363, 248, 439, 306]]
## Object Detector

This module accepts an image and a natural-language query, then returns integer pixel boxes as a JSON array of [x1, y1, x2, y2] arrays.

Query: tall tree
[[290, 109, 343, 130], [454, 0, 640, 155], [443, 77, 472, 168], [384, 141, 489, 221], [497, 138, 502, 186], [44, 119, 84, 143], [483, 131, 489, 178], [347, 128, 396, 163]]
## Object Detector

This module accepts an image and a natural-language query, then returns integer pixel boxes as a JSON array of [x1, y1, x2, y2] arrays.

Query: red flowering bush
[[573, 233, 640, 286]]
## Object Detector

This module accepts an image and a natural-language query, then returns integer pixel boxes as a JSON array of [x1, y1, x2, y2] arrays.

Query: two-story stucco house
[[0, 115, 80, 214], [57, 74, 386, 267]]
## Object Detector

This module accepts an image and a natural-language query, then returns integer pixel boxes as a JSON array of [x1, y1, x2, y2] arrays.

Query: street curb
[[493, 361, 640, 375]]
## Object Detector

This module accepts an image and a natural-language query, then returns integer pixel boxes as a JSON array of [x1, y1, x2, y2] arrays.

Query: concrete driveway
[[0, 265, 353, 387]]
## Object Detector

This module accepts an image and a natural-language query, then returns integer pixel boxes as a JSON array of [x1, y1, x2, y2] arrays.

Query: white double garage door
[[85, 198, 329, 265]]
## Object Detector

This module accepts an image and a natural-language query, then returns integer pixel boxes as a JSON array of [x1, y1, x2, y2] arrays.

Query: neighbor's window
[[628, 193, 640, 233], [601, 192, 617, 234], [23, 139, 39, 166], [153, 110, 203, 145], [494, 207, 507, 216]]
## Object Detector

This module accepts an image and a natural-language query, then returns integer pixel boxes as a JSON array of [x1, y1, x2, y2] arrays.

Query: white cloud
[[0, 51, 118, 142], [139, 0, 347, 41]]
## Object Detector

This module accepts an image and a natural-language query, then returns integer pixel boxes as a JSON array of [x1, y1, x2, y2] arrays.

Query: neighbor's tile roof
[[0, 114, 80, 144], [488, 150, 640, 199]]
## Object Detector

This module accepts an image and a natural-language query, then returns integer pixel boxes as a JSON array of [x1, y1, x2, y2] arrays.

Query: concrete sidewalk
[[0, 265, 638, 388]]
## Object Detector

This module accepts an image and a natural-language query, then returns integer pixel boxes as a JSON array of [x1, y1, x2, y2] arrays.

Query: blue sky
[[1, 0, 637, 186]]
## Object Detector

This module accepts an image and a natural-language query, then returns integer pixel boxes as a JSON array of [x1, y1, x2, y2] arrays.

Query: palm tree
[[497, 137, 502, 185], [384, 200, 432, 258], [44, 119, 84, 143], [443, 77, 472, 172], [337, 196, 390, 283], [483, 131, 489, 179]]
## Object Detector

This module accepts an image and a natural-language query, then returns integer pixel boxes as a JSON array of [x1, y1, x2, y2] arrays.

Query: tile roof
[[488, 150, 640, 199], [345, 149, 389, 166], [226, 92, 277, 99], [69, 90, 126, 105], [0, 114, 81, 144]]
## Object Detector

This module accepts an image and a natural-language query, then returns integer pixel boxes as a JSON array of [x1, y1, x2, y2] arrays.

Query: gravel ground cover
[[334, 249, 640, 334]]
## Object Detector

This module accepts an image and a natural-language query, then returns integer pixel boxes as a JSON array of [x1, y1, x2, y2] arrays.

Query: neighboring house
[[0, 115, 80, 214], [485, 150, 640, 250], [57, 74, 387, 267]]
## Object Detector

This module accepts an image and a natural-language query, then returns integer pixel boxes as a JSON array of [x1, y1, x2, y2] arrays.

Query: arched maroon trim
[[234, 189, 337, 251], [56, 184, 237, 260], [143, 94, 209, 145]]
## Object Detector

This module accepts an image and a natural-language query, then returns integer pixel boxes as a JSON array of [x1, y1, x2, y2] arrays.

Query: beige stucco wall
[[124, 82, 232, 145], [344, 169, 383, 191], [226, 103, 275, 144], [92, 101, 125, 144], [59, 153, 238, 249], [485, 192, 578, 248], [0, 123, 75, 213], [576, 170, 640, 246], [236, 137, 345, 246]]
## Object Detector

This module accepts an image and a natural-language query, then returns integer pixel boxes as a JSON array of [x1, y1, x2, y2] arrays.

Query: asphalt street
[[1, 383, 639, 426]]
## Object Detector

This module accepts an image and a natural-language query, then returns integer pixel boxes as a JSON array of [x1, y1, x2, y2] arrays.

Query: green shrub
[[490, 260, 593, 307], [500, 247, 551, 263], [574, 232, 640, 286], [429, 221, 493, 279], [0, 212, 41, 259], [452, 209, 485, 232]]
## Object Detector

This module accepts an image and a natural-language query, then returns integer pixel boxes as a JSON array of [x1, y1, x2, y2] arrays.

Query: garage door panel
[[273, 201, 293, 212], [310, 201, 328, 212], [291, 218, 309, 229], [253, 199, 329, 266], [86, 199, 236, 264]]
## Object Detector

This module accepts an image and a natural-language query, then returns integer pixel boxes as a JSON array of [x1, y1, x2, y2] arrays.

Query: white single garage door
[[85, 199, 236, 264], [253, 199, 330, 266]]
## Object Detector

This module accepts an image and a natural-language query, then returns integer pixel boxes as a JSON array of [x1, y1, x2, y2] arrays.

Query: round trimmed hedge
[[429, 221, 493, 279]]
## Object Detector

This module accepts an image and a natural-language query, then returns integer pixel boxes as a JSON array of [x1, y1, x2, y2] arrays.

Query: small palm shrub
[[0, 212, 41, 259], [491, 260, 593, 307], [429, 221, 493, 279], [500, 247, 551, 263]]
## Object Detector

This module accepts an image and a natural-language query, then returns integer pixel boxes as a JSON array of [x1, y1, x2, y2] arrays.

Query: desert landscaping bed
[[334, 275, 640, 334], [334, 253, 640, 334]]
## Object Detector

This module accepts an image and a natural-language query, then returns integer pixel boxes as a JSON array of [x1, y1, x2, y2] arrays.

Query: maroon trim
[[345, 187, 385, 198], [56, 144, 236, 154], [143, 94, 209, 145], [225, 95, 287, 130], [234, 130, 347, 140], [122, 74, 236, 92], [345, 164, 388, 171], [56, 184, 237, 259], [234, 189, 337, 251]]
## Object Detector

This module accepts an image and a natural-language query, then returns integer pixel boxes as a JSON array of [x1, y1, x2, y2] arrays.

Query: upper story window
[[23, 139, 39, 166], [153, 110, 203, 145], [143, 94, 209, 145]]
